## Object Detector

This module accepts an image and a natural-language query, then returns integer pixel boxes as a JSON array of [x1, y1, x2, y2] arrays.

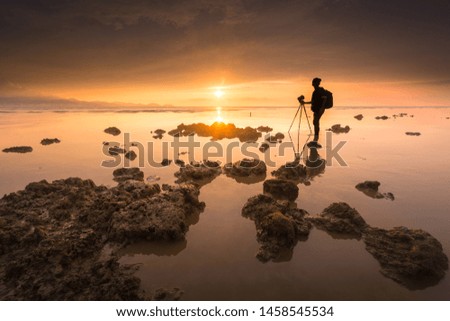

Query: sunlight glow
[[214, 89, 224, 98], [215, 106, 224, 122]]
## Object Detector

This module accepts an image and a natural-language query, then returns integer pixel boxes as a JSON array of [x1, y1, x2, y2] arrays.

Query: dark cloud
[[0, 0, 449, 104]]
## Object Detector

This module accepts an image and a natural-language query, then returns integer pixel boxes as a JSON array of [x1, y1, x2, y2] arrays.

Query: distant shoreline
[[1, 105, 450, 114]]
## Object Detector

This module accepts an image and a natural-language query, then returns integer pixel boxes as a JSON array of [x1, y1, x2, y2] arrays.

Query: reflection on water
[[1, 107, 450, 300], [118, 240, 187, 257]]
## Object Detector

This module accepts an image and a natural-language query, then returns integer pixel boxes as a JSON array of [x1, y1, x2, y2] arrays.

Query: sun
[[214, 89, 224, 98]]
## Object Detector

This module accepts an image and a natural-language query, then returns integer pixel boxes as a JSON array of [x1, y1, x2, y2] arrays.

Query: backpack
[[323, 89, 333, 109]]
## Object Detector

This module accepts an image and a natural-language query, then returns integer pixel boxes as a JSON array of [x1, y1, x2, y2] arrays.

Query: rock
[[274, 132, 285, 140], [256, 211, 297, 262], [304, 147, 326, 178], [108, 146, 127, 155], [354, 114, 364, 120], [152, 287, 184, 301], [263, 179, 299, 201], [125, 150, 137, 160], [113, 168, 144, 182], [375, 116, 389, 120], [393, 113, 408, 118], [363, 226, 449, 289], [242, 194, 289, 222], [161, 159, 172, 166], [257, 126, 273, 132], [41, 138, 61, 145], [109, 184, 203, 243], [405, 132, 421, 136], [168, 129, 181, 137], [224, 159, 267, 184], [271, 160, 307, 183], [306, 202, 449, 289], [174, 161, 221, 187], [174, 159, 186, 167], [242, 193, 312, 262], [104, 127, 121, 136], [152, 129, 166, 139], [167, 122, 262, 142], [355, 180, 395, 200], [2, 146, 33, 153], [328, 124, 350, 134], [146, 175, 161, 182], [0, 177, 204, 299], [308, 202, 368, 238], [259, 142, 270, 152]]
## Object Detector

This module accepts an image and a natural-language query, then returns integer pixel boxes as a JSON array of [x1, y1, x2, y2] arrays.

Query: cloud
[[0, 0, 449, 105]]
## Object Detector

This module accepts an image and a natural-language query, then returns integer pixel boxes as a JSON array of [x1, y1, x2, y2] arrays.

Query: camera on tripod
[[297, 95, 305, 104]]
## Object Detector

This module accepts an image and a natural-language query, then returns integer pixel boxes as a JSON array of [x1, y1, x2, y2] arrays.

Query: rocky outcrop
[[104, 127, 121, 136], [257, 126, 273, 133], [405, 132, 421, 136], [242, 193, 312, 262], [308, 202, 368, 238], [355, 181, 394, 200], [167, 122, 262, 142], [109, 183, 203, 243], [259, 142, 270, 152], [263, 179, 299, 201], [364, 227, 449, 289], [375, 116, 389, 120], [41, 138, 61, 145], [328, 124, 350, 134], [307, 202, 448, 289], [0, 177, 204, 300], [152, 129, 166, 139], [265, 132, 285, 143], [305, 148, 326, 179], [2, 146, 33, 153], [152, 287, 184, 301], [113, 167, 144, 182], [125, 151, 137, 160], [224, 159, 266, 184], [174, 161, 221, 187], [108, 146, 127, 155], [354, 114, 364, 120], [271, 160, 307, 183], [161, 159, 172, 166]]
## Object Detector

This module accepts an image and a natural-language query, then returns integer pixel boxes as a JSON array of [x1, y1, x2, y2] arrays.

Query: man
[[299, 77, 327, 148]]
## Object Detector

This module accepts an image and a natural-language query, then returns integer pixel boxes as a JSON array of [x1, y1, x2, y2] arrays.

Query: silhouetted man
[[299, 77, 327, 147]]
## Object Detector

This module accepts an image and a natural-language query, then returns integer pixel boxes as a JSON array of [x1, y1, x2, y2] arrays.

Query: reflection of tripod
[[288, 100, 312, 159]]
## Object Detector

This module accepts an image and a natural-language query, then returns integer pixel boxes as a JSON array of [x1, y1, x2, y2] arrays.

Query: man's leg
[[313, 110, 324, 141]]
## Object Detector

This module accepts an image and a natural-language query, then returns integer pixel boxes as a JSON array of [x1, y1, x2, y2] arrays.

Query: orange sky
[[1, 1, 449, 107]]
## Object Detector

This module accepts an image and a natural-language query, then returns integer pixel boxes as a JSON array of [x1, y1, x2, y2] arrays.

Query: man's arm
[[297, 95, 311, 104]]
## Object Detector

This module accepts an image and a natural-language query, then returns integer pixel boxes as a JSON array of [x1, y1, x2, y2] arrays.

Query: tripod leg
[[303, 104, 313, 135], [288, 105, 301, 133], [297, 103, 303, 154]]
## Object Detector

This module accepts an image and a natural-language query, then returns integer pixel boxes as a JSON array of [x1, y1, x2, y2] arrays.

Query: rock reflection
[[119, 240, 187, 257]]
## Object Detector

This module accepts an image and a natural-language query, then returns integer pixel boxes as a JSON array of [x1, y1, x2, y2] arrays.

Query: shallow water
[[1, 106, 449, 300]]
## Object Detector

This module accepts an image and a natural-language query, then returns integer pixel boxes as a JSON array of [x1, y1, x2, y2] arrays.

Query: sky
[[1, 0, 449, 107]]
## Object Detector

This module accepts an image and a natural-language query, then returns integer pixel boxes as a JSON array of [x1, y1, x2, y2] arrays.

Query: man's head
[[312, 77, 321, 88]]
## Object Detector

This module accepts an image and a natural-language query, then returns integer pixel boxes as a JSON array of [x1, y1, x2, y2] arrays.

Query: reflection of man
[[300, 77, 327, 148], [305, 146, 326, 178]]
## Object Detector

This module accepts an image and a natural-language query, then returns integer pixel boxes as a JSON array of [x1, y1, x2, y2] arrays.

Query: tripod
[[288, 100, 313, 160]]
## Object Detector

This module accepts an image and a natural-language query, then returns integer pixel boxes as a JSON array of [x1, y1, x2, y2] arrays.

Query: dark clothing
[[313, 107, 325, 140], [311, 86, 326, 140], [311, 87, 326, 113]]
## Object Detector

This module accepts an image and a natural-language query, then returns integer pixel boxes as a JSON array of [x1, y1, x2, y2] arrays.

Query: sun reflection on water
[[215, 106, 225, 123]]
